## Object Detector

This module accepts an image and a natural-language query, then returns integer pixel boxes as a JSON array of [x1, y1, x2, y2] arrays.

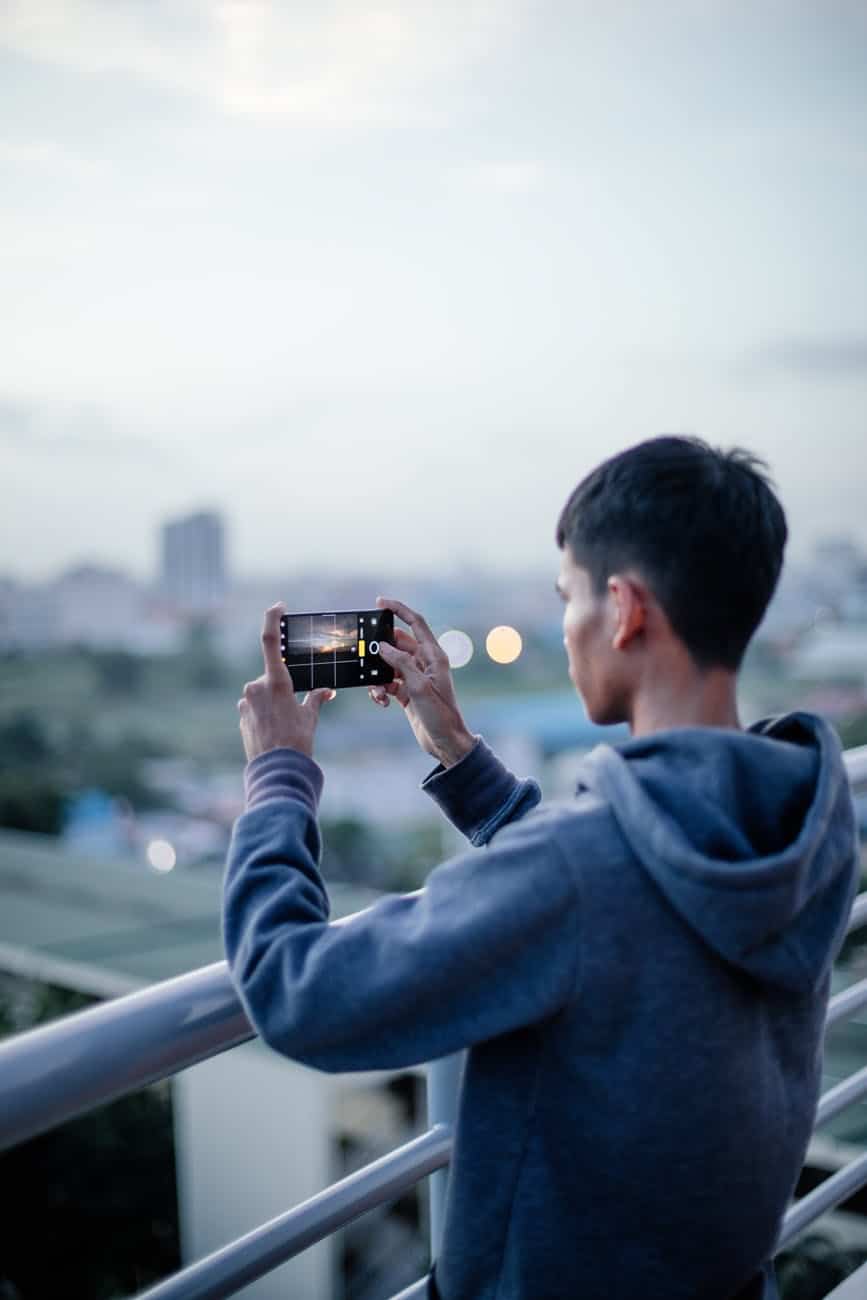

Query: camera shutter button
[[369, 640, 380, 655]]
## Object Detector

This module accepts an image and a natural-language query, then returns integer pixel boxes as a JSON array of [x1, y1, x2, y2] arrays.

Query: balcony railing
[[2, 743, 867, 1300]]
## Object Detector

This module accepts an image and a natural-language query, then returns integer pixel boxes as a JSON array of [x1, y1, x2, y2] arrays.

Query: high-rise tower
[[160, 510, 227, 611]]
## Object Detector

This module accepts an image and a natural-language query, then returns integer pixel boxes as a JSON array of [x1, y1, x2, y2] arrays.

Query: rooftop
[[0, 826, 381, 998]]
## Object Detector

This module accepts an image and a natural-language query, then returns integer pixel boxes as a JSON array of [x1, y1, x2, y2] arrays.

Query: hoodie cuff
[[421, 734, 538, 845], [243, 746, 325, 815]]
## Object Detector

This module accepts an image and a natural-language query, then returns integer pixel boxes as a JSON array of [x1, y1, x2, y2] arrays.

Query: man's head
[[554, 435, 788, 726]]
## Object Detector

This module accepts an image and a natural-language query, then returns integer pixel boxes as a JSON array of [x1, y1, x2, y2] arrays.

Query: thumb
[[303, 687, 337, 718]]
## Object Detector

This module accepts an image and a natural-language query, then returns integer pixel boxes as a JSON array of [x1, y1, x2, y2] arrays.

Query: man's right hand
[[368, 597, 476, 769]]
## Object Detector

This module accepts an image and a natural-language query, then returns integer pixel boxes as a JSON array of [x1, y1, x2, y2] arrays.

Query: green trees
[[88, 648, 145, 697], [777, 1233, 867, 1298], [0, 708, 174, 834], [0, 980, 180, 1299], [0, 713, 67, 834], [180, 619, 230, 691]]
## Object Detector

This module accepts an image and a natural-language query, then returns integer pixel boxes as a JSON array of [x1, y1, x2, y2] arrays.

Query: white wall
[[173, 1042, 334, 1299]]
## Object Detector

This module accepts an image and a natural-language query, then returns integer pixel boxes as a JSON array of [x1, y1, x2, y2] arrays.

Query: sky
[[1, 0, 866, 583]]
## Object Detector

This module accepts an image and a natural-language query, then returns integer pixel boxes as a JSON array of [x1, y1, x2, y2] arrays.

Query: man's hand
[[368, 596, 475, 769], [238, 602, 335, 762]]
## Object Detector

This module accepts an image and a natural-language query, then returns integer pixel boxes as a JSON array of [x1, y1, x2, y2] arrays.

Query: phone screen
[[279, 609, 395, 691]]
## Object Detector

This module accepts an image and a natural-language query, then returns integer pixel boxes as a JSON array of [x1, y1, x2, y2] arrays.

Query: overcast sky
[[2, 0, 866, 584]]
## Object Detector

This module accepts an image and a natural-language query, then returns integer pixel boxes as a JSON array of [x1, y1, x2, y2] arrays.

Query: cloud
[[461, 160, 548, 194], [733, 336, 867, 380], [714, 122, 867, 177], [0, 0, 527, 127], [0, 138, 104, 174]]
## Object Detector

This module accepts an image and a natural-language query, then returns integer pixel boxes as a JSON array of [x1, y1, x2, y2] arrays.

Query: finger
[[377, 639, 425, 690], [371, 680, 405, 705], [368, 686, 389, 707], [303, 687, 336, 719], [261, 602, 290, 682], [376, 597, 442, 661], [393, 627, 421, 656], [376, 669, 411, 708], [389, 677, 411, 708], [377, 678, 405, 699]]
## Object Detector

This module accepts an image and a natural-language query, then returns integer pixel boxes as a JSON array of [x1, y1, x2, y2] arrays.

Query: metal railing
[[0, 743, 867, 1298], [0, 957, 462, 1299]]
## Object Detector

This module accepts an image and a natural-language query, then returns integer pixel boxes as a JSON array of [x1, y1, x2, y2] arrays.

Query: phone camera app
[[280, 610, 393, 692]]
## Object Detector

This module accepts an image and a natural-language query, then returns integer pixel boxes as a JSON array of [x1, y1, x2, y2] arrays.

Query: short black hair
[[555, 435, 788, 671]]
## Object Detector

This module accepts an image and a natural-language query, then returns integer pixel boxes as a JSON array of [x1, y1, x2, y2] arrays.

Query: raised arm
[[370, 596, 542, 839], [222, 748, 581, 1073], [369, 596, 477, 767]]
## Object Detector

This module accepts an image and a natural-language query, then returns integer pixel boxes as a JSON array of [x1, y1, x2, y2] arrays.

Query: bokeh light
[[438, 629, 474, 668], [147, 839, 176, 873], [485, 625, 523, 664]]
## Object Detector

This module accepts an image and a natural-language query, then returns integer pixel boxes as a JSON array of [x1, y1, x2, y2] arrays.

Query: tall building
[[160, 510, 227, 612]]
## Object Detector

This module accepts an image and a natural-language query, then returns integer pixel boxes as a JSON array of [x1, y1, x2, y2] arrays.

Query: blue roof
[[469, 690, 628, 753]]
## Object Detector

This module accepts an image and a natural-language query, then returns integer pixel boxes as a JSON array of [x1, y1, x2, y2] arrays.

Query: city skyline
[[2, 502, 867, 590]]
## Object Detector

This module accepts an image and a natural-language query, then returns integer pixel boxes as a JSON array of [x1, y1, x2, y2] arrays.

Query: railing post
[[426, 1051, 465, 1260]]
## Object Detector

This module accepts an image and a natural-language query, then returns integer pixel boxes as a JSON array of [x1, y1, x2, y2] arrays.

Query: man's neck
[[628, 666, 742, 738]]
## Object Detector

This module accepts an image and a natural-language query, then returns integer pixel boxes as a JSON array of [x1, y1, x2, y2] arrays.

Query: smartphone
[[279, 608, 395, 692]]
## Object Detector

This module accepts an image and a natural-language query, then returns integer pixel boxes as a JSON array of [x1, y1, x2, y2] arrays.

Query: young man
[[224, 435, 858, 1299]]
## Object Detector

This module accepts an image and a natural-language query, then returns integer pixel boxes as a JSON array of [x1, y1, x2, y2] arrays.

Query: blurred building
[[160, 510, 228, 614], [0, 576, 56, 651], [790, 625, 867, 684], [54, 563, 144, 648], [0, 565, 154, 653], [758, 565, 824, 645], [811, 538, 865, 603]]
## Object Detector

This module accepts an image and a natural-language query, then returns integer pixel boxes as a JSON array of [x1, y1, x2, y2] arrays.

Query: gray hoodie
[[223, 709, 858, 1298]]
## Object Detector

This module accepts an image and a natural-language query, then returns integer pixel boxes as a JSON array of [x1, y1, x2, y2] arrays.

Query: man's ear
[[608, 575, 647, 652]]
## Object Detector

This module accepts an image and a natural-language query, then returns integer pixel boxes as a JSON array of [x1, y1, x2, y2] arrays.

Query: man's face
[[556, 545, 626, 725]]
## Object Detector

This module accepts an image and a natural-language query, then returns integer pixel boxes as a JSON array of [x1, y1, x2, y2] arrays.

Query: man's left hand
[[238, 603, 335, 762]]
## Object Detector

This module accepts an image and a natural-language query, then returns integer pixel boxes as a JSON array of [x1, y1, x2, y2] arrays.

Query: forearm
[[224, 747, 331, 962]]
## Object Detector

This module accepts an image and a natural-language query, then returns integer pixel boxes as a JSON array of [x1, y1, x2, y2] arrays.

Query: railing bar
[[843, 745, 867, 788], [845, 893, 867, 936], [3, 946, 865, 1157], [427, 1052, 465, 1259], [825, 977, 867, 1031], [823, 1258, 867, 1299], [388, 1281, 430, 1299], [132, 1125, 453, 1300], [816, 1063, 867, 1128], [0, 962, 252, 1154], [778, 1149, 867, 1250]]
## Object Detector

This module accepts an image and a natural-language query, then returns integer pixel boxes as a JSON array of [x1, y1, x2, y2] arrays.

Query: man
[[224, 435, 858, 1299]]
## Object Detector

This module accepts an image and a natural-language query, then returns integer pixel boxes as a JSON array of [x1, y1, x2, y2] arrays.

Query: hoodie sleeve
[[222, 747, 580, 1073], [419, 734, 542, 845]]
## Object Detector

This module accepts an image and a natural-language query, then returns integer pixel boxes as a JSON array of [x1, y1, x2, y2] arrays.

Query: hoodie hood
[[576, 711, 858, 993]]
